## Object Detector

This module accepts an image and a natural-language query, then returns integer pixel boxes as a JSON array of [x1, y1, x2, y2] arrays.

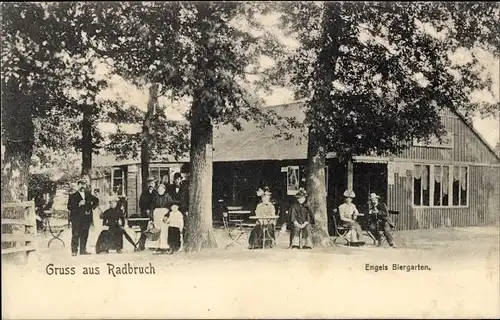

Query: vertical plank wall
[[388, 165, 500, 230]]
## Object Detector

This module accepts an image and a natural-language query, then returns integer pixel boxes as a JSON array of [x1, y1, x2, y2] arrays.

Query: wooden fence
[[1, 201, 37, 257]]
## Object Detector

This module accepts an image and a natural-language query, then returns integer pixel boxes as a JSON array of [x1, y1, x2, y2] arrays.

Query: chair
[[362, 210, 399, 246], [331, 209, 352, 246], [222, 211, 248, 250]]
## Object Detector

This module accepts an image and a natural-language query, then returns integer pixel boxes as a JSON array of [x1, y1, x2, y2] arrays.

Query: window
[[413, 164, 430, 206], [111, 167, 126, 196], [287, 166, 300, 195], [149, 166, 170, 188], [413, 164, 468, 207]]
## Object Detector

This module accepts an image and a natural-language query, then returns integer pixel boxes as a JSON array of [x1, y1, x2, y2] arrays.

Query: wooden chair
[[222, 211, 247, 250], [332, 209, 352, 246], [361, 210, 399, 246]]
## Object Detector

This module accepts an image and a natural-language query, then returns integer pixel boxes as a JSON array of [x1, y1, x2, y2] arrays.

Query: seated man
[[290, 188, 315, 249], [367, 193, 396, 248], [338, 190, 364, 245]]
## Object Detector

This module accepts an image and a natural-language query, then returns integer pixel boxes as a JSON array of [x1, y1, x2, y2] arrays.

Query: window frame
[[148, 165, 171, 188], [111, 166, 126, 196], [412, 163, 469, 209]]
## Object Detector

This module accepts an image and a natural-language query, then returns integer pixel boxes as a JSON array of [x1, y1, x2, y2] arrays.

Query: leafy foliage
[[273, 2, 499, 159]]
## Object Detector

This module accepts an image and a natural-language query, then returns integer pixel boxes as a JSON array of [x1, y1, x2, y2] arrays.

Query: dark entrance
[[353, 162, 388, 214]]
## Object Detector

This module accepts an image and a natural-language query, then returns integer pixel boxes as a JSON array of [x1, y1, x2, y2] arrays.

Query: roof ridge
[[450, 108, 500, 162]]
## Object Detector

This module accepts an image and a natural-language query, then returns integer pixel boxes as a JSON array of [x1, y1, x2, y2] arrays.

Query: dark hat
[[173, 172, 182, 179], [168, 200, 181, 208], [294, 188, 307, 198]]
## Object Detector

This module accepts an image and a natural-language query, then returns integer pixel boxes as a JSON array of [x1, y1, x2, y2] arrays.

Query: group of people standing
[[136, 173, 189, 254], [67, 173, 395, 256], [66, 172, 189, 256]]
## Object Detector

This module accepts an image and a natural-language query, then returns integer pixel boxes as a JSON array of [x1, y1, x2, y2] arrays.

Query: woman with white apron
[[145, 184, 173, 251]]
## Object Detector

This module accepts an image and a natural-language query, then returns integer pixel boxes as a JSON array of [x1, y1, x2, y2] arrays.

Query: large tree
[[273, 2, 499, 245], [1, 3, 68, 202], [97, 2, 295, 251]]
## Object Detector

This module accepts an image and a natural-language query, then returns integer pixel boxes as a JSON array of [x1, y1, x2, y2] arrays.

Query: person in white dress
[[338, 190, 363, 243]]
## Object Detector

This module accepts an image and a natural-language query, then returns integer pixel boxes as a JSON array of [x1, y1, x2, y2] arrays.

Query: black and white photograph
[[1, 2, 499, 319]]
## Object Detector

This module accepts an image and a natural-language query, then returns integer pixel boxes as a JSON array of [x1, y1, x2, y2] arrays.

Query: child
[[155, 208, 170, 255], [166, 201, 184, 254]]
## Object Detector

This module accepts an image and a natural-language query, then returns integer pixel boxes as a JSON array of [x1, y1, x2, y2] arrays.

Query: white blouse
[[168, 210, 184, 230], [338, 203, 359, 221]]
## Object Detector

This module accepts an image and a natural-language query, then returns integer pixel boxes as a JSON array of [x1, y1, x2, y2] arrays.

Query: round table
[[249, 215, 279, 248]]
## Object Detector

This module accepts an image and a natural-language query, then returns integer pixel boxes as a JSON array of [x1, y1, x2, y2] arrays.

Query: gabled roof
[[94, 101, 500, 167], [452, 110, 500, 162], [212, 102, 309, 162]]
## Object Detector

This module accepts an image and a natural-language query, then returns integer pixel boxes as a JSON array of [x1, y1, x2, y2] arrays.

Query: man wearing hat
[[137, 177, 158, 251], [367, 193, 396, 248], [67, 178, 99, 256], [166, 172, 189, 240], [289, 188, 315, 249], [338, 190, 364, 244], [166, 172, 189, 213]]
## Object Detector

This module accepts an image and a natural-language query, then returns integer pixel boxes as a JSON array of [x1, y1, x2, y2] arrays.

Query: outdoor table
[[249, 215, 279, 248], [228, 209, 251, 222]]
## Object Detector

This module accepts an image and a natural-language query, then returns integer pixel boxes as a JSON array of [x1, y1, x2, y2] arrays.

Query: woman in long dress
[[290, 188, 315, 249], [338, 190, 364, 245], [146, 184, 173, 251], [248, 187, 276, 249], [96, 196, 137, 254]]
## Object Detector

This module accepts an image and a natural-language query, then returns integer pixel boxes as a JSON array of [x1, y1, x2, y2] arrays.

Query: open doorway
[[353, 163, 388, 214]]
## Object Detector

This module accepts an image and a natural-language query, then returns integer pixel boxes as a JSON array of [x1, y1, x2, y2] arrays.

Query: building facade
[[93, 102, 500, 231]]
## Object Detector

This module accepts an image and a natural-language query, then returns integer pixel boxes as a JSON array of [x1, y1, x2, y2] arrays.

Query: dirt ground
[[2, 225, 499, 319]]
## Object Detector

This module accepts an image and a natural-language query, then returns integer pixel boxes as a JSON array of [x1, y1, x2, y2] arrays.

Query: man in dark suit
[[67, 178, 99, 256], [166, 173, 189, 213], [367, 193, 396, 248], [166, 172, 189, 242]]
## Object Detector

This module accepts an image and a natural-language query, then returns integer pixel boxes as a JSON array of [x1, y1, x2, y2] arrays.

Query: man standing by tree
[[166, 173, 188, 212], [67, 179, 99, 256]]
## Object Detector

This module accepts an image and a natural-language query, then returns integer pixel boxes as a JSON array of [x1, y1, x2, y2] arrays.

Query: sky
[[96, 10, 499, 149]]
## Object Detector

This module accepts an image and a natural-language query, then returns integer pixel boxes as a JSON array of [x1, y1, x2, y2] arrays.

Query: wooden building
[[93, 102, 500, 231]]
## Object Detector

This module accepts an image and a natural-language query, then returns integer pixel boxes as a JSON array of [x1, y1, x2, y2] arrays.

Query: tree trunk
[[306, 127, 333, 247], [141, 83, 159, 191], [1, 89, 34, 203], [1, 143, 32, 203], [184, 99, 218, 252], [81, 107, 92, 178]]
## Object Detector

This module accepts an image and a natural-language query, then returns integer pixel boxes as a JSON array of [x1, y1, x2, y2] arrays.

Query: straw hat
[[369, 193, 381, 200], [256, 187, 272, 197], [343, 190, 356, 198]]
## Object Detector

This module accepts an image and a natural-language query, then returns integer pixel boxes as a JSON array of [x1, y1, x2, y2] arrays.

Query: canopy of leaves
[[1, 3, 69, 151], [97, 2, 300, 136], [273, 2, 499, 158]]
